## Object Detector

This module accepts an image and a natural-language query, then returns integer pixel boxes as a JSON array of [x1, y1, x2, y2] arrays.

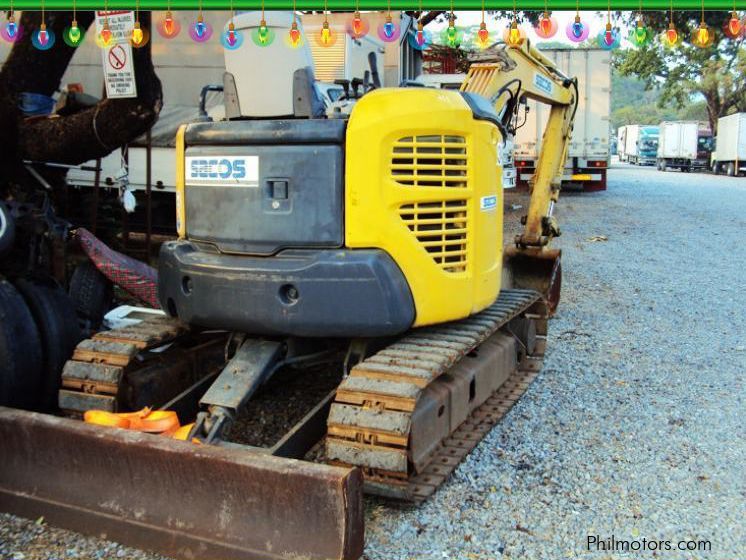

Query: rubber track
[[326, 288, 548, 503], [59, 316, 187, 415]]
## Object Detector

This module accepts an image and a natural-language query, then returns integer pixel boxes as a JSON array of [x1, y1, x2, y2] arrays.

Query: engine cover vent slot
[[399, 200, 469, 273], [391, 135, 468, 188]]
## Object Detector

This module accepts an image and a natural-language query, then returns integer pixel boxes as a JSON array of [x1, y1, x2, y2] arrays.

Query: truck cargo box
[[712, 113, 746, 176], [514, 48, 611, 191]]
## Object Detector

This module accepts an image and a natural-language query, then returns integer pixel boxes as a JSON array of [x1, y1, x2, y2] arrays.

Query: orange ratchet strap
[[84, 407, 195, 440]]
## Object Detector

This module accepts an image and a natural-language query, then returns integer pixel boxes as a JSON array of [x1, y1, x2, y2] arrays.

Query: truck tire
[[69, 261, 113, 331], [0, 280, 43, 409], [727, 162, 736, 177], [0, 202, 15, 256], [15, 278, 82, 411]]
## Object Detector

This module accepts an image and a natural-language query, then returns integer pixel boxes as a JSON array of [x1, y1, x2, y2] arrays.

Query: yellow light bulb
[[132, 22, 143, 45], [508, 22, 521, 46], [696, 22, 709, 45], [321, 21, 331, 45]]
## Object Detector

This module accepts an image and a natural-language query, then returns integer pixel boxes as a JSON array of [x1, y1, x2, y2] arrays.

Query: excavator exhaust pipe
[[0, 407, 364, 560], [504, 247, 562, 315]]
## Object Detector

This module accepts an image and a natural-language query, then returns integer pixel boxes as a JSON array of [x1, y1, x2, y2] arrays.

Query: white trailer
[[617, 126, 628, 162], [656, 121, 709, 172], [514, 48, 611, 191], [711, 113, 746, 176]]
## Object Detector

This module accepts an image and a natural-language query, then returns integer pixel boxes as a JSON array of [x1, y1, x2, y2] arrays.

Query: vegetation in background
[[613, 11, 746, 133]]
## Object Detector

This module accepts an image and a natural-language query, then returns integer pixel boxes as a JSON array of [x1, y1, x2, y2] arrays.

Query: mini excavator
[[1, 12, 577, 560]]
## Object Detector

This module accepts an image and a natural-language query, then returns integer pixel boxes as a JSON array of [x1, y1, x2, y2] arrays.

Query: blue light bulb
[[572, 22, 583, 38], [7, 21, 17, 38], [196, 21, 206, 37], [383, 21, 394, 38]]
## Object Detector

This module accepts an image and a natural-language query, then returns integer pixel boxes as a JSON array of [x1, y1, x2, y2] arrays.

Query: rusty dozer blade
[[0, 407, 364, 560], [504, 246, 562, 315]]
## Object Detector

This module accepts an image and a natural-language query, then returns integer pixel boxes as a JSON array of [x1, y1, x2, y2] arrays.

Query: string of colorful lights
[[2, 5, 744, 50]]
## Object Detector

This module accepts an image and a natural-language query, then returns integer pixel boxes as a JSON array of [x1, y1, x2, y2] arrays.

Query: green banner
[[5, 2, 744, 10]]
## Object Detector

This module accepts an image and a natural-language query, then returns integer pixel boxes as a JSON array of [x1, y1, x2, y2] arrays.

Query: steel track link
[[326, 288, 548, 502], [58, 315, 189, 415]]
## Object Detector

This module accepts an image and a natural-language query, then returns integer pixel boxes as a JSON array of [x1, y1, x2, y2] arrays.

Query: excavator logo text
[[185, 156, 259, 186]]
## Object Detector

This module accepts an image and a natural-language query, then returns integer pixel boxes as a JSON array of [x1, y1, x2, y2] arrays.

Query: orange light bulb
[[666, 23, 678, 44], [101, 23, 112, 45]]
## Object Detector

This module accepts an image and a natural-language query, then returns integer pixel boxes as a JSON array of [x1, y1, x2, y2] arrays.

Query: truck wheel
[[727, 162, 736, 177], [69, 261, 113, 332], [0, 280, 43, 409], [15, 278, 82, 411], [0, 202, 15, 256]]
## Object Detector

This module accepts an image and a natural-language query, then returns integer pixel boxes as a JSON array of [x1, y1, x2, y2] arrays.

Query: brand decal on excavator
[[533, 73, 554, 96], [185, 156, 259, 186], [480, 195, 497, 211]]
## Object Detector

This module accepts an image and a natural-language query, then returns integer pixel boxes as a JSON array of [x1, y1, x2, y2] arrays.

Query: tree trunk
[[0, 10, 162, 168]]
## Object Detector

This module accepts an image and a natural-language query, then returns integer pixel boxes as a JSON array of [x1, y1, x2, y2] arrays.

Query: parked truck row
[[617, 114, 745, 177]]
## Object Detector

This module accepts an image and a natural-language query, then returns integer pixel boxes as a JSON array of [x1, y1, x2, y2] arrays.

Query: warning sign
[[95, 11, 137, 99]]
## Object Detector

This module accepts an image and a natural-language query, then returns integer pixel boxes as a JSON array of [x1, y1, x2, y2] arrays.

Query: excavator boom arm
[[461, 42, 577, 248]]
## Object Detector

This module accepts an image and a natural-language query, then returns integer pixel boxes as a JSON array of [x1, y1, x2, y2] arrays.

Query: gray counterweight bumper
[[158, 241, 415, 338]]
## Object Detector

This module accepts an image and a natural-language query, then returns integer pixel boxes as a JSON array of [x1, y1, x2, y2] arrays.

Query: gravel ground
[[2, 163, 744, 559]]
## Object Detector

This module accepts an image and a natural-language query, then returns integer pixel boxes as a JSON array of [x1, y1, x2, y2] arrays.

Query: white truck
[[711, 113, 746, 176], [514, 48, 611, 191], [620, 125, 659, 166], [656, 121, 712, 172]]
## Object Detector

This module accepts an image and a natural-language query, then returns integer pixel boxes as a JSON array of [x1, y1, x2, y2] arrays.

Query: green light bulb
[[258, 20, 268, 43], [69, 21, 81, 43], [447, 25, 457, 45], [635, 24, 646, 43]]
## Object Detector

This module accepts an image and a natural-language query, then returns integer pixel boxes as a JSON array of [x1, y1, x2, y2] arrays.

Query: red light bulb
[[604, 23, 613, 45], [416, 21, 425, 46], [540, 14, 552, 35], [728, 12, 741, 36], [477, 22, 488, 44], [289, 21, 301, 45], [164, 11, 175, 36], [352, 12, 363, 36], [38, 23, 48, 46]]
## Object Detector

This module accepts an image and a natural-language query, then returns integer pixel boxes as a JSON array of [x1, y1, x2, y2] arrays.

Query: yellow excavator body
[[345, 88, 503, 326]]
